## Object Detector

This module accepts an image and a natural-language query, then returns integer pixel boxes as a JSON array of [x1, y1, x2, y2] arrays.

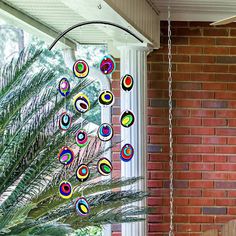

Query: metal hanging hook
[[48, 21, 143, 50]]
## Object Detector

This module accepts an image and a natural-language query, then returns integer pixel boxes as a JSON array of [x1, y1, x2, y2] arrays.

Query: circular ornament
[[58, 146, 74, 165], [75, 197, 90, 216], [97, 123, 113, 142], [59, 112, 72, 131], [73, 93, 90, 113], [76, 164, 90, 182], [100, 55, 116, 75], [120, 110, 135, 128], [121, 74, 133, 92], [59, 181, 72, 199], [58, 78, 70, 97], [75, 130, 88, 148], [120, 144, 134, 162], [98, 90, 115, 107], [97, 158, 113, 176], [73, 59, 89, 78]]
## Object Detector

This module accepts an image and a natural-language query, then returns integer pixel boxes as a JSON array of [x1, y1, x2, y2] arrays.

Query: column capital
[[117, 42, 153, 53]]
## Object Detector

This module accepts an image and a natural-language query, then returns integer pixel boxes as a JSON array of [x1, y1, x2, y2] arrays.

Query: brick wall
[[147, 21, 236, 236]]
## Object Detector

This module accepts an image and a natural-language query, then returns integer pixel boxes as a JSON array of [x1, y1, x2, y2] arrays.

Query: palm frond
[[0, 46, 147, 235]]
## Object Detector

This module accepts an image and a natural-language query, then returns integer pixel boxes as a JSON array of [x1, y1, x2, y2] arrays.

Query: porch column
[[118, 44, 150, 236]]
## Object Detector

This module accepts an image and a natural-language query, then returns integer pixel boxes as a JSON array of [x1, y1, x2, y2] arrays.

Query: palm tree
[[0, 47, 147, 236]]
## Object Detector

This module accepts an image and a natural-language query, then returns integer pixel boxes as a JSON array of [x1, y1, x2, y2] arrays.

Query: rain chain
[[168, 4, 174, 236]]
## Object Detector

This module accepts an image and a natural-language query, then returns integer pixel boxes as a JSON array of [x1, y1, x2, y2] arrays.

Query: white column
[[119, 44, 150, 236]]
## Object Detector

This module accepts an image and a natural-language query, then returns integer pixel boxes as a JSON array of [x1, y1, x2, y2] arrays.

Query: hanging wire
[[168, 4, 174, 236]]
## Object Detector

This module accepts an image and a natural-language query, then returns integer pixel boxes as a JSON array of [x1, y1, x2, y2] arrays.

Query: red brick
[[191, 110, 215, 117], [174, 82, 201, 90], [228, 119, 236, 127], [216, 199, 236, 206], [204, 28, 229, 36], [173, 109, 190, 117], [147, 162, 163, 170], [190, 37, 215, 45], [227, 137, 236, 145], [149, 223, 169, 232], [177, 224, 201, 232], [202, 155, 227, 162], [177, 64, 202, 72], [189, 163, 214, 171], [191, 55, 215, 63], [227, 191, 236, 197], [215, 163, 236, 171], [164, 54, 190, 62], [203, 190, 226, 198], [189, 199, 214, 206], [216, 38, 236, 45], [202, 82, 227, 90], [176, 136, 201, 144], [202, 101, 228, 109], [216, 110, 236, 118], [202, 137, 227, 144], [147, 197, 162, 206], [176, 207, 201, 214], [148, 215, 162, 223], [175, 198, 189, 206], [204, 47, 229, 55], [216, 128, 236, 136], [147, 180, 163, 188], [202, 172, 227, 180], [177, 46, 203, 54], [215, 215, 236, 223], [202, 119, 227, 127], [215, 91, 236, 100], [150, 172, 169, 180], [203, 64, 228, 73], [175, 172, 202, 180], [189, 146, 214, 153], [176, 118, 201, 126], [176, 155, 202, 162], [176, 100, 201, 108], [190, 215, 214, 223], [189, 181, 214, 188], [175, 91, 214, 99]]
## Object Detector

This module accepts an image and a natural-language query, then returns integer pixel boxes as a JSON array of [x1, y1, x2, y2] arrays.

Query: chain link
[[168, 5, 174, 236]]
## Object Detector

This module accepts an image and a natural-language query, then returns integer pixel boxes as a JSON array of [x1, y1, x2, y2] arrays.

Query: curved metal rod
[[48, 20, 143, 50]]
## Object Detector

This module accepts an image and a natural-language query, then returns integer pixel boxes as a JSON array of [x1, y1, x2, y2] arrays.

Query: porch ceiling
[[0, 0, 158, 50], [150, 0, 236, 22]]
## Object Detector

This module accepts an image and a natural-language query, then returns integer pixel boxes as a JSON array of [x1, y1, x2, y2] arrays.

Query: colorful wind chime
[[57, 53, 135, 217]]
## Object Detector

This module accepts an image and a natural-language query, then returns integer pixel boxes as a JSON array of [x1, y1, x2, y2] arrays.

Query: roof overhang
[[0, 0, 160, 52]]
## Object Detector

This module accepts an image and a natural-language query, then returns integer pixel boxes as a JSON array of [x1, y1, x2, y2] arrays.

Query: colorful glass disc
[[97, 158, 113, 176], [121, 74, 133, 92], [59, 181, 72, 199], [120, 110, 135, 128], [73, 93, 90, 113], [120, 144, 134, 162], [100, 55, 116, 75], [97, 123, 113, 142], [76, 164, 90, 182], [75, 130, 88, 148], [58, 146, 74, 165], [59, 112, 72, 131], [58, 78, 70, 97], [98, 90, 114, 106], [75, 197, 90, 216], [73, 60, 89, 78]]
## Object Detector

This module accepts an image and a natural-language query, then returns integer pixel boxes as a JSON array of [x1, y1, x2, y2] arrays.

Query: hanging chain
[[168, 5, 174, 236]]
